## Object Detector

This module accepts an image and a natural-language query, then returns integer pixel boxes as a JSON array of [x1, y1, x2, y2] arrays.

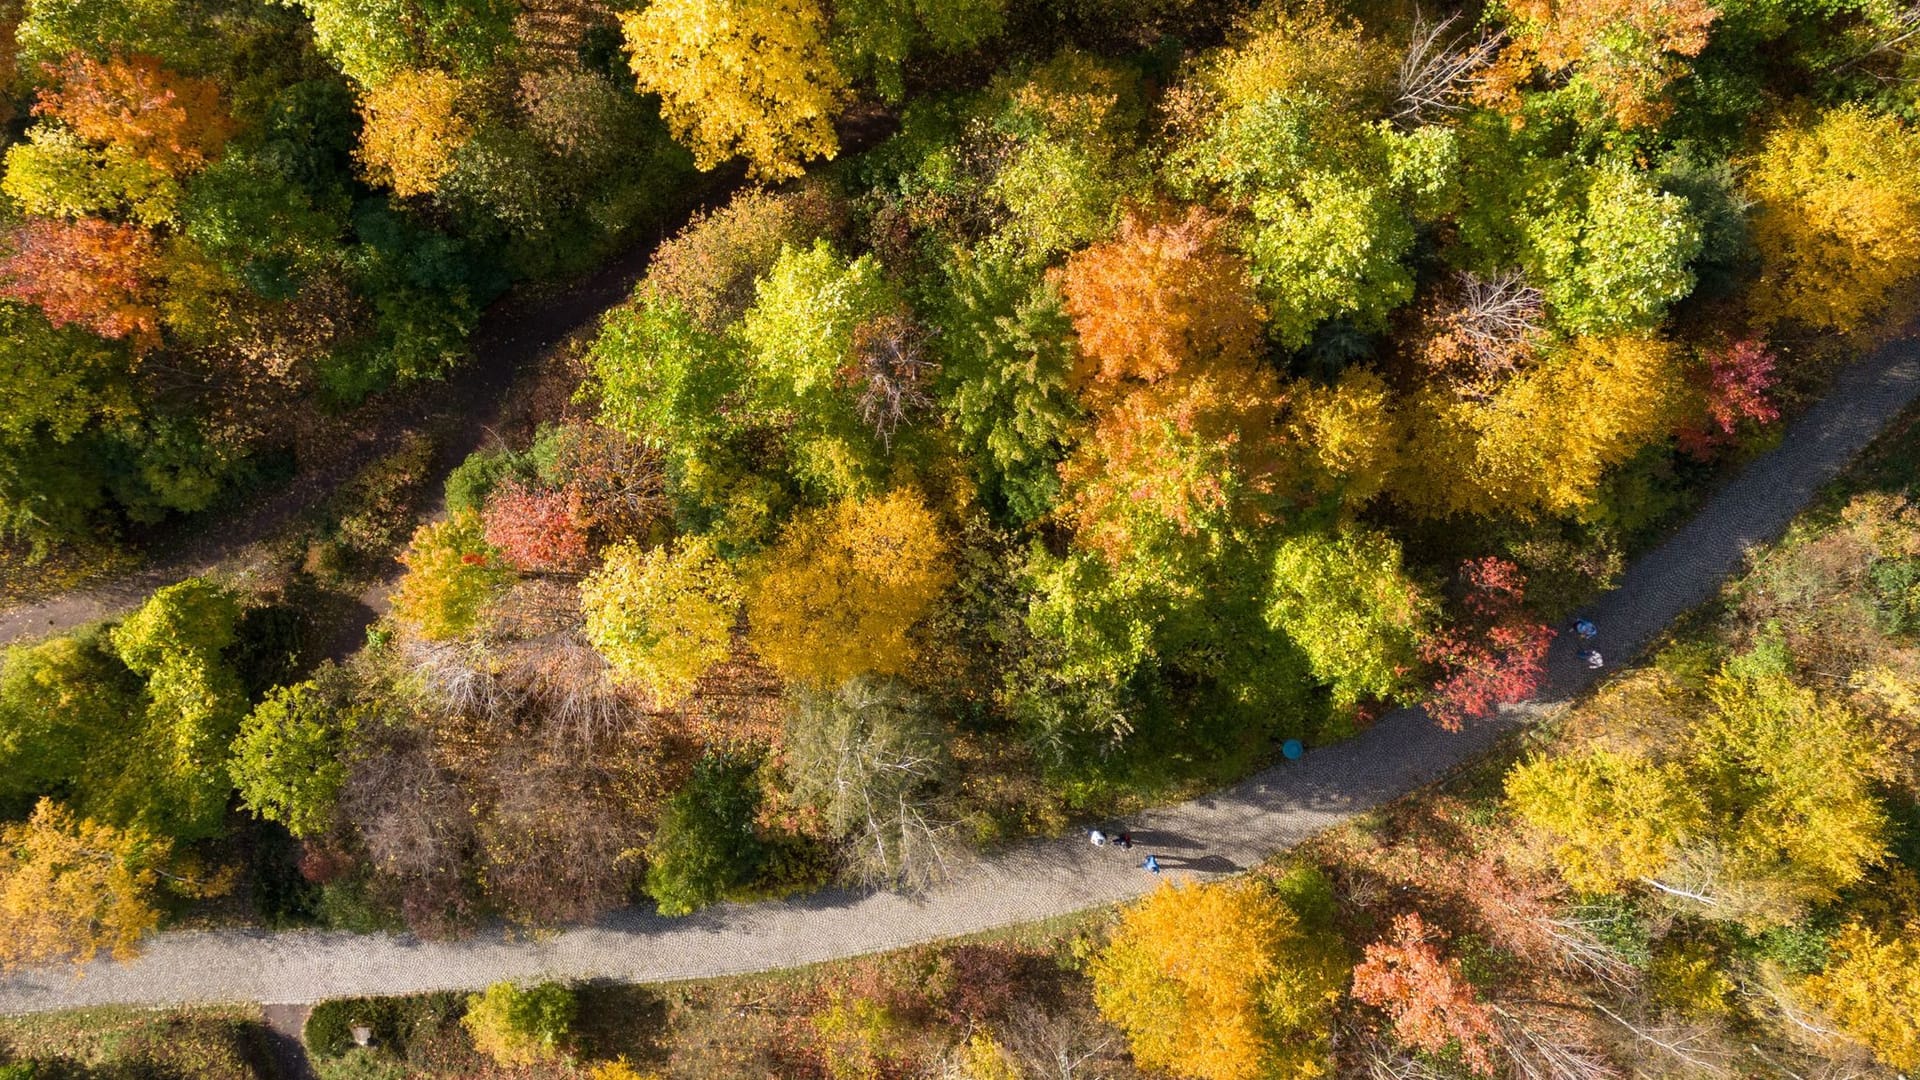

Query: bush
[[462, 981, 576, 1065], [645, 755, 767, 915]]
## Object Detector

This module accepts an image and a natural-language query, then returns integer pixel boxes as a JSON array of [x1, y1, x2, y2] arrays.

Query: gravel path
[[0, 333, 1914, 1014]]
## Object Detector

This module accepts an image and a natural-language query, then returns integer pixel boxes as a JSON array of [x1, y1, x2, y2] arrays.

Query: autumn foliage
[[1480, 0, 1718, 127], [35, 53, 233, 174], [1351, 912, 1500, 1075], [482, 480, 588, 571], [354, 69, 472, 197], [1421, 558, 1554, 730], [0, 799, 166, 971], [0, 217, 161, 345], [1056, 207, 1264, 390], [1678, 337, 1780, 459]]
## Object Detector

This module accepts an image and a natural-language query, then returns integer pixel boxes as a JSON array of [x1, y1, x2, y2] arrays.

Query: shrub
[[461, 981, 576, 1065], [645, 755, 767, 916]]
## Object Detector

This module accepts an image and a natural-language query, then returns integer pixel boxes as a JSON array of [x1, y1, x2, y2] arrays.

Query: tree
[[34, 53, 232, 175], [783, 676, 954, 890], [291, 0, 517, 86], [1420, 558, 1555, 730], [1055, 207, 1264, 391], [738, 240, 901, 494], [1351, 913, 1499, 1076], [1246, 167, 1417, 350], [107, 577, 248, 841], [985, 49, 1146, 259], [620, 0, 847, 180], [829, 0, 1006, 101], [1797, 920, 1920, 1071], [645, 754, 767, 915], [462, 981, 576, 1065], [1480, 0, 1718, 128], [1505, 747, 1704, 893], [1283, 365, 1398, 505], [1677, 337, 1779, 460], [481, 480, 587, 572], [0, 799, 167, 971], [932, 248, 1082, 524], [1090, 873, 1346, 1080], [1525, 162, 1701, 337], [1057, 365, 1287, 566], [640, 184, 842, 332], [1747, 105, 1920, 332], [590, 295, 746, 455], [580, 538, 741, 706], [389, 511, 511, 641], [353, 69, 471, 198], [0, 630, 140, 810], [0, 217, 161, 346], [1394, 336, 1690, 520], [1266, 528, 1435, 710], [744, 489, 952, 687], [229, 678, 354, 839]]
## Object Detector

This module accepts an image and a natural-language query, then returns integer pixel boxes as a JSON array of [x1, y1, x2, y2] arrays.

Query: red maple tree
[[1420, 557, 1554, 730], [482, 480, 589, 571], [0, 218, 161, 346], [1352, 912, 1500, 1076]]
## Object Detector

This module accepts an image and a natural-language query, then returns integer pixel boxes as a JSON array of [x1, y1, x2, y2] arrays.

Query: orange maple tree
[[1352, 912, 1501, 1075], [1056, 206, 1265, 391], [35, 52, 232, 174], [0, 217, 161, 346], [1480, 0, 1717, 128]]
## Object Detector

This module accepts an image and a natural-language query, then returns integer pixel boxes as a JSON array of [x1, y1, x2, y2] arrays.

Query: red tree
[[1352, 912, 1500, 1076], [0, 218, 160, 345], [1677, 337, 1780, 460], [1420, 557, 1553, 730], [482, 481, 589, 571]]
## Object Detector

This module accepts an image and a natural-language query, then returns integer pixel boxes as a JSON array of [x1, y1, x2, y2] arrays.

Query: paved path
[[0, 333, 1914, 1014]]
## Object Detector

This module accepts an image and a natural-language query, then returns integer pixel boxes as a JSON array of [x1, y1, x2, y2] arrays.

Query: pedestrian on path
[[1089, 828, 1108, 847], [1142, 854, 1161, 874], [1574, 617, 1597, 641], [1116, 831, 1133, 850], [1584, 649, 1605, 670]]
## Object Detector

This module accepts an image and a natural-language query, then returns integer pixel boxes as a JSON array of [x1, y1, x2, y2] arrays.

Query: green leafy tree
[[931, 248, 1081, 523], [228, 678, 354, 838], [590, 296, 744, 455], [1265, 528, 1435, 710], [580, 538, 741, 706], [0, 631, 140, 811], [830, 0, 1007, 101], [106, 578, 247, 841], [645, 755, 767, 915], [1526, 162, 1702, 336], [462, 981, 576, 1066]]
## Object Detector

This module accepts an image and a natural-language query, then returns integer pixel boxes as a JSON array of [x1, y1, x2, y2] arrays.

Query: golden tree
[[1504, 747, 1705, 894], [1284, 366, 1399, 506], [0, 799, 167, 971], [1797, 920, 1920, 1071], [1055, 206, 1265, 391], [743, 489, 951, 686], [354, 68, 471, 197], [580, 538, 741, 707], [1480, 0, 1718, 128], [389, 511, 511, 641], [1091, 876, 1346, 1080], [621, 0, 846, 180], [1747, 105, 1920, 333]]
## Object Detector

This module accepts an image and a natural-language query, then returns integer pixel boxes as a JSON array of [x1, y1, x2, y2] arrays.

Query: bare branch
[[1394, 12, 1505, 128], [849, 312, 937, 448]]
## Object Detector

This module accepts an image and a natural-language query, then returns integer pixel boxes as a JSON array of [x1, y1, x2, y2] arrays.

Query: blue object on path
[[1574, 618, 1598, 640], [1142, 855, 1161, 873], [1281, 739, 1304, 760]]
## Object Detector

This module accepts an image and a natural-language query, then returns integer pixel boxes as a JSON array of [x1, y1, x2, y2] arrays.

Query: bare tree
[[783, 676, 961, 892], [1394, 12, 1505, 128], [849, 312, 937, 448], [1492, 1006, 1623, 1080], [340, 722, 478, 937], [1452, 270, 1545, 375], [998, 1002, 1134, 1080], [475, 745, 642, 926]]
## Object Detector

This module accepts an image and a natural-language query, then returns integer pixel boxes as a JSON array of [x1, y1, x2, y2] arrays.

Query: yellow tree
[[580, 538, 741, 707], [1394, 335, 1689, 519], [1091, 876, 1346, 1080], [1504, 747, 1706, 893], [1797, 920, 1920, 1071], [0, 799, 167, 970], [1747, 105, 1920, 333], [1284, 366, 1399, 506], [621, 0, 846, 181], [354, 69, 472, 197], [1055, 206, 1265, 392], [389, 511, 512, 641], [744, 489, 951, 686], [1480, 0, 1718, 128]]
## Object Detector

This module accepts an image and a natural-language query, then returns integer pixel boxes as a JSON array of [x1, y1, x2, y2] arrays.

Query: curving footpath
[[0, 332, 1915, 1014]]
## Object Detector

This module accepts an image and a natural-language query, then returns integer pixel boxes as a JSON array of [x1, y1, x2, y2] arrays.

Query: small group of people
[[1575, 617, 1604, 670], [1089, 828, 1161, 873]]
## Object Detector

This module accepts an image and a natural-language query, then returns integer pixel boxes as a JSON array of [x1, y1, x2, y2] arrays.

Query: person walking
[[1089, 828, 1108, 847], [1574, 617, 1597, 641], [1115, 831, 1133, 850], [1142, 854, 1161, 874], [1584, 648, 1605, 670]]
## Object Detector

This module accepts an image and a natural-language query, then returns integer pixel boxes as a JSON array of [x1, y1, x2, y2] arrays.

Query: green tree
[[580, 538, 741, 706], [830, 0, 1007, 101], [228, 677, 354, 838], [462, 981, 576, 1065], [1526, 162, 1701, 336], [106, 577, 247, 841], [645, 755, 767, 915], [1265, 528, 1435, 710], [590, 296, 744, 455], [0, 631, 140, 811]]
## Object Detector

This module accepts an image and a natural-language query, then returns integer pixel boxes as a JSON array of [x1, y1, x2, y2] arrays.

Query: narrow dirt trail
[[0, 328, 1912, 1015]]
